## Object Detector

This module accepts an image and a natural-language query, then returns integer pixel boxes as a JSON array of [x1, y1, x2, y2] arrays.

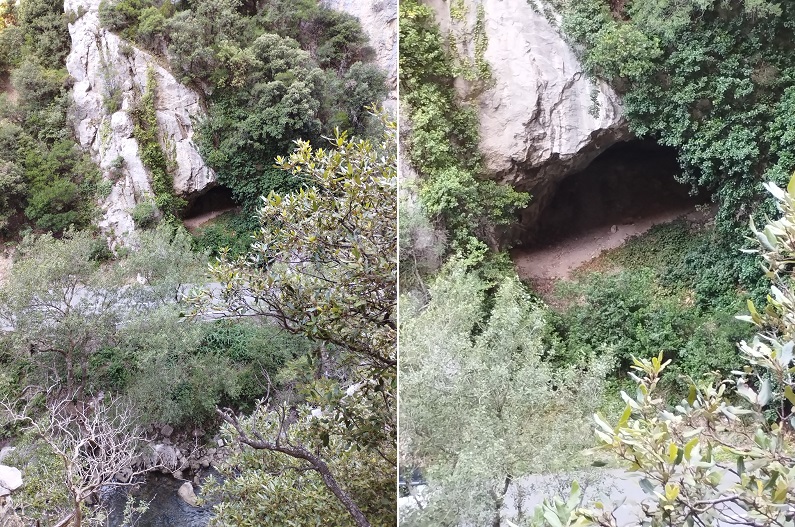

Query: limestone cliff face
[[426, 0, 630, 242], [64, 0, 215, 240], [323, 0, 397, 111]]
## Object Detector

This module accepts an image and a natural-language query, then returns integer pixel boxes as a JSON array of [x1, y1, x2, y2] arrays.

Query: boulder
[[0, 466, 22, 496], [177, 481, 199, 507], [150, 443, 179, 470]]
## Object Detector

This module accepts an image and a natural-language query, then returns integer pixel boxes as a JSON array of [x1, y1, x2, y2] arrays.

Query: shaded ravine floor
[[511, 206, 711, 282]]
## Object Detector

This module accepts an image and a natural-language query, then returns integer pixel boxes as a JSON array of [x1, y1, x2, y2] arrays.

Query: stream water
[[102, 473, 215, 527]]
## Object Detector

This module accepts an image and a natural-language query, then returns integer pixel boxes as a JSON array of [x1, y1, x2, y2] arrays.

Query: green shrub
[[0, 25, 24, 73], [98, 0, 157, 40], [22, 140, 99, 233], [16, 0, 71, 69], [88, 237, 114, 262], [198, 321, 312, 409], [10, 62, 66, 108], [131, 199, 159, 229], [88, 346, 134, 392], [191, 210, 256, 258], [0, 159, 25, 231], [551, 262, 753, 398], [123, 314, 312, 426]]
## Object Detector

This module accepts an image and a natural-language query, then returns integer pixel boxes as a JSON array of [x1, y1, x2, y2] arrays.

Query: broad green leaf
[[639, 478, 655, 495]]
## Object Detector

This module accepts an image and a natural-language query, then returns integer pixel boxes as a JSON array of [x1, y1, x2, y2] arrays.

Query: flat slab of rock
[[0, 466, 22, 496]]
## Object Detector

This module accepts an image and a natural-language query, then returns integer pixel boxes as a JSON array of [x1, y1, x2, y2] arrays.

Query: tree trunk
[[492, 475, 512, 527], [218, 408, 372, 527]]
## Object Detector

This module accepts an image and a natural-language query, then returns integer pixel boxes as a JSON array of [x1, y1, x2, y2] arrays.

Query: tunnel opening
[[511, 140, 710, 281], [182, 185, 239, 228]]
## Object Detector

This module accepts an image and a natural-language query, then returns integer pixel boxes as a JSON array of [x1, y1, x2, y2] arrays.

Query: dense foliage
[[99, 0, 387, 217], [531, 177, 795, 525], [199, 121, 396, 526], [400, 265, 610, 526], [0, 0, 394, 524], [546, 221, 755, 393], [561, 0, 795, 286], [0, 0, 101, 236], [0, 226, 310, 427]]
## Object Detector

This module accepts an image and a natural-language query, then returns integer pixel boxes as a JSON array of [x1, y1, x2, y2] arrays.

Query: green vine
[[447, 0, 493, 84], [400, 0, 528, 253], [450, 0, 468, 21], [131, 67, 185, 221], [473, 4, 490, 82]]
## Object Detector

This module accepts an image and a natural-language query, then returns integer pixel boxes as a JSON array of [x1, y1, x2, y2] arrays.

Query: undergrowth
[[546, 221, 755, 398]]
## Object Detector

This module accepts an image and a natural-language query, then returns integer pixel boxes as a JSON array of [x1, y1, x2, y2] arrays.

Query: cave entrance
[[182, 185, 239, 230], [511, 140, 709, 281]]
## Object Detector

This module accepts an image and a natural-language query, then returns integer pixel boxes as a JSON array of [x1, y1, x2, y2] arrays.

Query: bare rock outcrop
[[0, 465, 22, 497], [177, 481, 199, 507], [426, 0, 630, 242], [323, 0, 397, 111], [65, 0, 215, 240]]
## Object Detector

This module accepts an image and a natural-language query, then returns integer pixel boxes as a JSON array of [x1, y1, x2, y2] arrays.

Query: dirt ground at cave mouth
[[182, 207, 239, 232], [511, 206, 712, 283]]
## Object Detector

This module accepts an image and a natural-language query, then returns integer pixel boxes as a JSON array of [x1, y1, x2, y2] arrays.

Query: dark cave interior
[[183, 185, 237, 219], [527, 140, 705, 246]]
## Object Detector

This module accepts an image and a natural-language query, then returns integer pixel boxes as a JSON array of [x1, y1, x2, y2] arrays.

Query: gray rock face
[[426, 0, 630, 242], [323, 0, 397, 111], [65, 0, 215, 240], [150, 443, 179, 470], [0, 465, 22, 496]]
